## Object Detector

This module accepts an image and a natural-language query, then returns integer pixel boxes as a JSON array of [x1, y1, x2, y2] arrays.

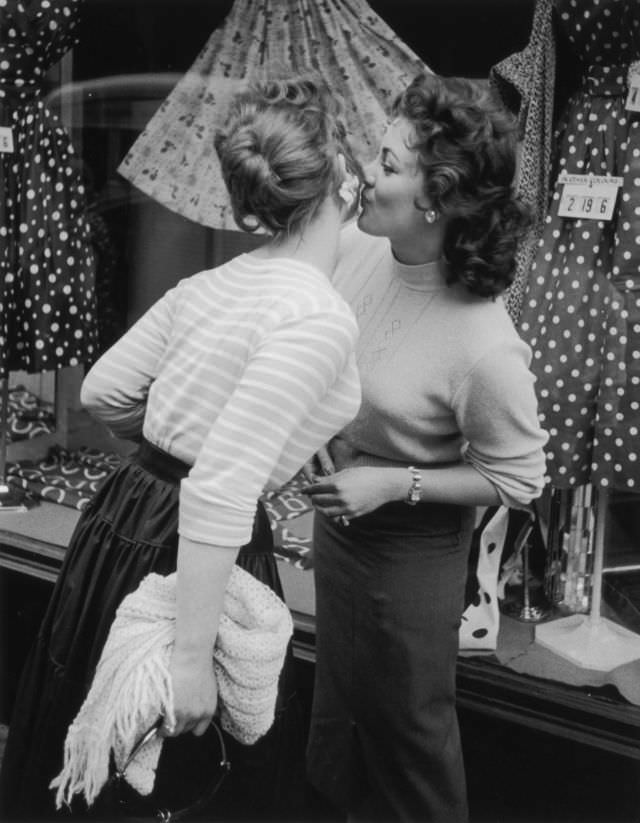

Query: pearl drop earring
[[424, 209, 438, 224]]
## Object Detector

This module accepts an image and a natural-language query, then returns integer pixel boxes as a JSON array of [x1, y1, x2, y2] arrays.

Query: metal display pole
[[536, 488, 640, 671]]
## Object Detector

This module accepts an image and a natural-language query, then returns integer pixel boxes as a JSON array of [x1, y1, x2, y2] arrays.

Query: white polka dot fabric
[[518, 0, 640, 491], [0, 0, 98, 377]]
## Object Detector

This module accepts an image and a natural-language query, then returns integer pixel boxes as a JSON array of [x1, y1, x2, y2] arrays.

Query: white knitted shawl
[[50, 565, 293, 810]]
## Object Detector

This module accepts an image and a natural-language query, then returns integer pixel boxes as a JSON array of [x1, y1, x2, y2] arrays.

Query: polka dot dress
[[0, 0, 98, 378], [518, 0, 640, 492]]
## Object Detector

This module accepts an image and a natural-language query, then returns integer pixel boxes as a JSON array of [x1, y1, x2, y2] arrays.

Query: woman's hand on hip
[[301, 466, 394, 520], [302, 444, 335, 482]]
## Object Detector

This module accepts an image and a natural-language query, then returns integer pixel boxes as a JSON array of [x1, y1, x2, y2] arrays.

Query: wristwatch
[[405, 466, 422, 506]]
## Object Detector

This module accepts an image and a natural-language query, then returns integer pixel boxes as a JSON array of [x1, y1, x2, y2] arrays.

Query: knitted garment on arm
[[50, 566, 293, 810]]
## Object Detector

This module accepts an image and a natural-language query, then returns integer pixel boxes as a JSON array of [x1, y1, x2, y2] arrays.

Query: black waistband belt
[[136, 438, 191, 484]]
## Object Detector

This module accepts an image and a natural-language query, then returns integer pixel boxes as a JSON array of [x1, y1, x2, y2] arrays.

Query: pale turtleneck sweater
[[329, 222, 548, 508]]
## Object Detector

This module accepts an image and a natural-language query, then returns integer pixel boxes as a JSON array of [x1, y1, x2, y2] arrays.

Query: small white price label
[[626, 64, 640, 112], [0, 126, 14, 153], [557, 173, 623, 221]]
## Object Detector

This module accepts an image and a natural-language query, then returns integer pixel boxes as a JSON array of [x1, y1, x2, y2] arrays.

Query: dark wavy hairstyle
[[215, 72, 361, 237], [393, 73, 531, 298]]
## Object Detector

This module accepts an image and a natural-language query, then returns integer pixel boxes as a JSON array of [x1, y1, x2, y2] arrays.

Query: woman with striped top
[[0, 74, 362, 821]]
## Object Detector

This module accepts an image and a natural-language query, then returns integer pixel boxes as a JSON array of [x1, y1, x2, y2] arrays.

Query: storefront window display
[[1, 1, 640, 818]]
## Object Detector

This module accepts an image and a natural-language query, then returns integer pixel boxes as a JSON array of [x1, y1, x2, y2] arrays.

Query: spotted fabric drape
[[518, 0, 640, 492], [0, 0, 98, 377]]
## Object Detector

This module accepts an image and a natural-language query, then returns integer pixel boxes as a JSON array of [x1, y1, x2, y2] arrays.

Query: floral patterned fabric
[[490, 0, 557, 323], [518, 0, 640, 491], [118, 0, 427, 230], [0, 0, 98, 377]]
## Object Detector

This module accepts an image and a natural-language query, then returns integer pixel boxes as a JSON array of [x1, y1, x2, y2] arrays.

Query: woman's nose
[[362, 164, 376, 188]]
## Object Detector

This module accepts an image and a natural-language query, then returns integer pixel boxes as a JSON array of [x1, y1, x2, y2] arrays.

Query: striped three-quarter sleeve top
[[81, 253, 361, 547]]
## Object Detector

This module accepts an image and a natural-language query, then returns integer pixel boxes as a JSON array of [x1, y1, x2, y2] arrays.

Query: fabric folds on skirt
[[0, 439, 305, 821]]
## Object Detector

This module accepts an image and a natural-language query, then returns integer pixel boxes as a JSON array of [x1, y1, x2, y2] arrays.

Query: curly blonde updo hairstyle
[[215, 73, 361, 237], [394, 73, 531, 298]]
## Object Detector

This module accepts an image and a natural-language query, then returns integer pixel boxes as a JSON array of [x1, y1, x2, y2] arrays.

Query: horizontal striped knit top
[[81, 253, 361, 546]]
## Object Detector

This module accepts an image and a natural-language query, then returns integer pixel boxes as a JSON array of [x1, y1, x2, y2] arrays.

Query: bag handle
[[109, 717, 231, 822]]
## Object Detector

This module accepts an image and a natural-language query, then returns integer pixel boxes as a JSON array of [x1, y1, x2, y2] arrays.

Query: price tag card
[[626, 64, 640, 112], [0, 126, 14, 153], [557, 173, 623, 221]]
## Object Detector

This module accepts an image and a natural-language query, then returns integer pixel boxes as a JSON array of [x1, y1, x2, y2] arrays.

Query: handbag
[[99, 717, 231, 822], [459, 506, 509, 650]]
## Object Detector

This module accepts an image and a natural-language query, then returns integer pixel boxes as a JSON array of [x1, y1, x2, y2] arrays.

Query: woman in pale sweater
[[0, 74, 362, 821], [303, 73, 548, 822]]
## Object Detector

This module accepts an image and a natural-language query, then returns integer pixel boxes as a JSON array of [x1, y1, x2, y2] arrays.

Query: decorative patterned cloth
[[490, 0, 557, 323], [8, 446, 314, 563], [517, 0, 640, 491], [3, 386, 55, 443], [7, 446, 121, 510], [262, 473, 313, 568], [50, 565, 293, 809], [118, 0, 427, 230], [0, 0, 98, 377]]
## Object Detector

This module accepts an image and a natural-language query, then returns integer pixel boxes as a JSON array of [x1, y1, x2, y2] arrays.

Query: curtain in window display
[[118, 0, 427, 231], [0, 0, 98, 378]]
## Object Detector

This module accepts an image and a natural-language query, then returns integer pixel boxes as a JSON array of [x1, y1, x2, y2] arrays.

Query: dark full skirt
[[0, 440, 305, 821]]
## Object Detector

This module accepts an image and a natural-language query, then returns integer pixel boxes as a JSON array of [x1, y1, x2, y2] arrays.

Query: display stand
[[502, 512, 551, 623], [0, 380, 28, 512], [536, 488, 640, 671]]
